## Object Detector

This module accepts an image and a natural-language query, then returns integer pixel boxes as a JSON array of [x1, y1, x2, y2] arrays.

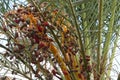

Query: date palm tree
[[0, 0, 120, 80]]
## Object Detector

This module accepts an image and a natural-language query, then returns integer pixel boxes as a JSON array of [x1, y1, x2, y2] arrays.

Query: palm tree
[[0, 0, 120, 80]]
